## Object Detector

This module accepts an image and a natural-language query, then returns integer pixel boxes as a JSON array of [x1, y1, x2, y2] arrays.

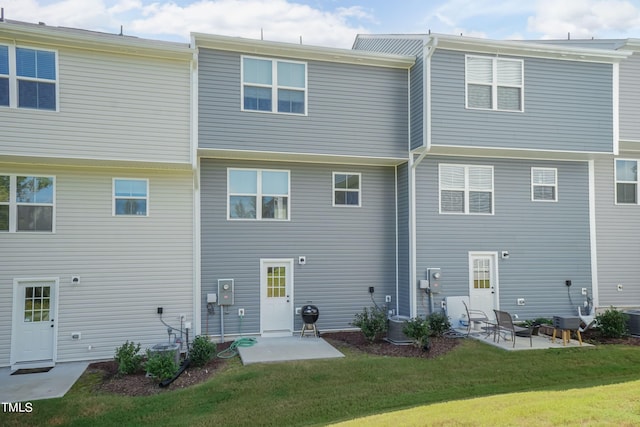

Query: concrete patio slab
[[0, 361, 89, 403], [238, 336, 344, 365], [459, 327, 593, 351]]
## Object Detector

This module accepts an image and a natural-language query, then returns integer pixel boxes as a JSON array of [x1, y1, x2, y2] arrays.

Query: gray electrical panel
[[217, 279, 234, 306], [426, 268, 442, 293]]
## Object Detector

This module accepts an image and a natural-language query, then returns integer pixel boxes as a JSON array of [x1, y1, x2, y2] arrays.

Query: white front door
[[468, 253, 499, 320], [11, 279, 58, 368], [260, 259, 294, 337]]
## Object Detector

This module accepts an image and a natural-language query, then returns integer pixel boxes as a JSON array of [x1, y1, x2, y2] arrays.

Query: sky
[[3, 0, 640, 48]]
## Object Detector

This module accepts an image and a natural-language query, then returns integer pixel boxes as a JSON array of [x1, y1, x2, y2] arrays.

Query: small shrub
[[114, 341, 143, 375], [403, 317, 430, 350], [190, 335, 217, 367], [145, 350, 179, 381], [427, 312, 451, 337], [596, 307, 629, 338], [352, 307, 388, 343]]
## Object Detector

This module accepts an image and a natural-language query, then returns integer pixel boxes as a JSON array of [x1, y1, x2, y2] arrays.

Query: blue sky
[[4, 0, 640, 48]]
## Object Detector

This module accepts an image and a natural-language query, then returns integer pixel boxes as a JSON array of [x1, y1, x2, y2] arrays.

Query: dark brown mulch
[[86, 330, 640, 397], [321, 331, 462, 358]]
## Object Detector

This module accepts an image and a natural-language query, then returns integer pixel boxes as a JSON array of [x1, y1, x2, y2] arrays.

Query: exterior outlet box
[[298, 256, 306, 265], [385, 295, 392, 303], [218, 279, 234, 306], [617, 284, 624, 291], [581, 288, 587, 296], [207, 293, 217, 303], [71, 332, 81, 340], [517, 298, 525, 306], [419, 279, 429, 289], [295, 307, 301, 315], [238, 308, 245, 316], [185, 322, 192, 330], [71, 275, 80, 285]]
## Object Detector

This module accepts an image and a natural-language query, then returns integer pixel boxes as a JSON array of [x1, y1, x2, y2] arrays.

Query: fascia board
[[193, 33, 415, 69]]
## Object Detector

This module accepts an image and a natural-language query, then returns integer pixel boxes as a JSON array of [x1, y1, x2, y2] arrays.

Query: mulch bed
[[85, 330, 640, 397]]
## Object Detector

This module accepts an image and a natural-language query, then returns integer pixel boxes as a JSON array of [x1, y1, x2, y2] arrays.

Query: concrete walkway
[[0, 362, 89, 403], [238, 336, 344, 365]]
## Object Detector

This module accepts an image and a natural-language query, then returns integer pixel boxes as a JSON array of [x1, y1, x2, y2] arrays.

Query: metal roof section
[[192, 32, 416, 68], [0, 19, 193, 60]]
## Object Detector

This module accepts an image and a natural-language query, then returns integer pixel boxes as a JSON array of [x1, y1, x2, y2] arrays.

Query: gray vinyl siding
[[351, 37, 424, 151], [396, 162, 410, 315], [0, 47, 191, 164], [414, 156, 592, 319], [200, 159, 397, 336], [0, 164, 194, 366], [619, 52, 640, 142], [594, 156, 640, 307], [198, 48, 408, 159], [430, 50, 614, 153]]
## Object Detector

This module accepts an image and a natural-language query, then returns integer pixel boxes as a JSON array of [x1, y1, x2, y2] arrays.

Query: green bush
[[190, 335, 217, 367], [352, 307, 388, 343], [596, 307, 629, 338], [145, 350, 179, 381], [114, 341, 143, 375], [402, 316, 430, 350], [427, 312, 451, 337]]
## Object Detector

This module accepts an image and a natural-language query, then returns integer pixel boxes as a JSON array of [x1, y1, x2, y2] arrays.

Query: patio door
[[260, 259, 294, 337], [11, 279, 58, 368], [468, 253, 499, 320]]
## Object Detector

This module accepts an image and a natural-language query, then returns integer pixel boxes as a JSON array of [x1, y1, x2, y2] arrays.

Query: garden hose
[[216, 337, 257, 359]]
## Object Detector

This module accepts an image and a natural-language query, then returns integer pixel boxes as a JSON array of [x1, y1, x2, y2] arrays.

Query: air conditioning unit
[[624, 310, 640, 336]]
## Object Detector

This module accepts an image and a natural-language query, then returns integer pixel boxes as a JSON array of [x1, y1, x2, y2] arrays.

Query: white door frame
[[468, 252, 499, 318], [260, 259, 294, 337], [10, 278, 59, 369]]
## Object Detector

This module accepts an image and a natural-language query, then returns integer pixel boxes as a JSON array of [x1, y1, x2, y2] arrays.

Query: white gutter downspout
[[409, 36, 437, 317], [190, 36, 202, 336]]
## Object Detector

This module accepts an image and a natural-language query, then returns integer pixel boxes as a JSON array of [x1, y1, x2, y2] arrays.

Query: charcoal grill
[[300, 304, 319, 337]]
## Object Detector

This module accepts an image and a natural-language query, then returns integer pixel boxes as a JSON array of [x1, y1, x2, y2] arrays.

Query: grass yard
[[5, 340, 640, 426]]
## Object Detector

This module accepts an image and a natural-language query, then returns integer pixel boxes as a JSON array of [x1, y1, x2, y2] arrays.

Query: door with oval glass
[[11, 279, 57, 368], [260, 259, 294, 337], [468, 253, 499, 321]]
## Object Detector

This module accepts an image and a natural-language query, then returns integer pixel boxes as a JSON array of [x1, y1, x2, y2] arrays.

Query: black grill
[[301, 304, 319, 324]]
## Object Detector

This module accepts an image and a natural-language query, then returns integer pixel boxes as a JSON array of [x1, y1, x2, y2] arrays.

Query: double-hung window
[[333, 172, 361, 207], [228, 168, 290, 220], [242, 56, 306, 115], [113, 179, 149, 216], [0, 44, 57, 110], [439, 164, 494, 214], [615, 159, 639, 204], [531, 167, 557, 202], [466, 55, 523, 111], [0, 175, 55, 232]]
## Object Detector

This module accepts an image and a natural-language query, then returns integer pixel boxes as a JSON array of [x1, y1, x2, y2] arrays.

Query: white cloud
[[528, 0, 640, 39]]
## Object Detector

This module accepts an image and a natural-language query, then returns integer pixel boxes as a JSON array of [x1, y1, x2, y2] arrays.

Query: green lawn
[[5, 340, 640, 426]]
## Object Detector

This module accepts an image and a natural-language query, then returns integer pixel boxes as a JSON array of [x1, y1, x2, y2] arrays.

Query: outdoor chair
[[493, 309, 533, 348], [462, 301, 490, 337]]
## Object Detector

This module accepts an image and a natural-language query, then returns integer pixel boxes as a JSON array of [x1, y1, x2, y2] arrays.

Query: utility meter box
[[218, 279, 234, 306], [426, 268, 442, 294]]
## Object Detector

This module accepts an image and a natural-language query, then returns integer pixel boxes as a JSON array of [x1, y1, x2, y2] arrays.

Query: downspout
[[190, 36, 202, 336], [409, 36, 437, 317]]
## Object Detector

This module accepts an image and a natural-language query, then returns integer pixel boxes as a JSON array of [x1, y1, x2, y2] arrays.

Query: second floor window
[[439, 164, 494, 215], [242, 56, 306, 115], [466, 55, 523, 112], [0, 45, 57, 111], [616, 159, 639, 204]]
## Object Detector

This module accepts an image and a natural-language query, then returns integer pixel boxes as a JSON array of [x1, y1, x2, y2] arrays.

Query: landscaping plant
[[427, 312, 451, 337], [114, 341, 143, 375], [403, 316, 431, 350], [352, 306, 388, 343], [145, 350, 179, 381], [596, 307, 629, 338], [190, 335, 217, 367]]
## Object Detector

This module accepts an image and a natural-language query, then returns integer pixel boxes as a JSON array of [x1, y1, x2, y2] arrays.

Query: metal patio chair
[[493, 309, 533, 348], [462, 300, 490, 337]]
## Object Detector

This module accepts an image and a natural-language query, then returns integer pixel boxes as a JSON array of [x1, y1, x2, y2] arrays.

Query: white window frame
[[332, 172, 361, 207], [615, 158, 640, 205], [112, 178, 149, 217], [531, 167, 558, 202], [465, 55, 523, 112], [0, 44, 59, 111], [227, 168, 291, 221], [439, 164, 494, 215], [0, 174, 56, 233], [241, 55, 308, 116]]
